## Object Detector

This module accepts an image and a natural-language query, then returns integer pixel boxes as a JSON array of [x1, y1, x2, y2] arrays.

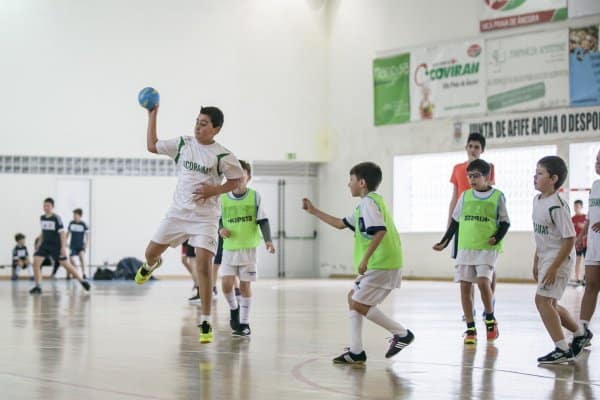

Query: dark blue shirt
[[68, 220, 88, 249]]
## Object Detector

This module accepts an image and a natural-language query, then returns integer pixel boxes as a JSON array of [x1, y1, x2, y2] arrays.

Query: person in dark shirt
[[12, 233, 32, 281], [30, 198, 91, 294], [67, 208, 89, 280]]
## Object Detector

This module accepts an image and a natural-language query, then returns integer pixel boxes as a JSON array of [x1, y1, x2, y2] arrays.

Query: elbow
[[147, 145, 158, 154]]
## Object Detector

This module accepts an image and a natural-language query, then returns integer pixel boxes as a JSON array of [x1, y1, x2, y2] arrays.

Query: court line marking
[[0, 371, 169, 400]]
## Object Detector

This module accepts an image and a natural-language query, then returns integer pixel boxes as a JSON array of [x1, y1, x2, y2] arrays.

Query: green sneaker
[[134, 259, 161, 284], [198, 321, 213, 344]]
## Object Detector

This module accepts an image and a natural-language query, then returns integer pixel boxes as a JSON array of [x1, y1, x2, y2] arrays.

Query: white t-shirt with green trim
[[156, 136, 243, 221], [532, 192, 576, 274]]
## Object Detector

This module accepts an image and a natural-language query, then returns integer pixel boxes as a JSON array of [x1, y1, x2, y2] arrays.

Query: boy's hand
[[358, 261, 367, 275], [193, 184, 219, 201], [302, 198, 315, 214], [592, 222, 600, 233], [432, 239, 448, 251], [265, 241, 275, 254], [541, 267, 557, 286], [148, 104, 159, 115], [60, 247, 68, 259], [219, 228, 231, 238], [488, 236, 497, 245]]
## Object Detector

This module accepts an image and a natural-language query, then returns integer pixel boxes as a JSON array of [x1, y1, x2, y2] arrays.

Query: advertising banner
[[480, 0, 567, 32], [373, 53, 411, 126], [570, 25, 600, 107]]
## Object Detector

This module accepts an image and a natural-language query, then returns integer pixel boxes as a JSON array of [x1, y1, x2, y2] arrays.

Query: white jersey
[[586, 180, 600, 262], [222, 190, 268, 266], [532, 192, 576, 273], [156, 136, 243, 222]]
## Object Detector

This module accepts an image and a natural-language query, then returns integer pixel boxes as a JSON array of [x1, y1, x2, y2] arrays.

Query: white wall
[[318, 0, 599, 279], [0, 0, 329, 161]]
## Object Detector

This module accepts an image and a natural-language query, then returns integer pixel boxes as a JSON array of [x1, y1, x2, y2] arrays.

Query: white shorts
[[454, 264, 494, 283], [219, 264, 257, 282], [151, 217, 218, 254], [536, 262, 571, 300], [351, 270, 402, 306]]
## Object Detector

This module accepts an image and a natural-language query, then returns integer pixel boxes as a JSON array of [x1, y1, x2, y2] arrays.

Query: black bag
[[114, 257, 147, 280], [93, 268, 114, 280]]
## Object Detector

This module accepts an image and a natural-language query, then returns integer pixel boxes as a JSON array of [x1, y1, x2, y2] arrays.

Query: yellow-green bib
[[220, 189, 261, 250]]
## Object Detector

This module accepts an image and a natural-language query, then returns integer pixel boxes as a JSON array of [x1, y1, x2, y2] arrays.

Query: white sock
[[224, 290, 238, 310], [145, 261, 157, 271], [240, 296, 251, 324], [581, 320, 590, 330], [574, 323, 585, 337], [349, 310, 364, 354], [555, 339, 569, 351], [365, 307, 407, 336], [201, 314, 210, 324]]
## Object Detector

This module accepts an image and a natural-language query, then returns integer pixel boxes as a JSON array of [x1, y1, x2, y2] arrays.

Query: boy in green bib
[[219, 160, 275, 337], [303, 162, 414, 364], [434, 159, 510, 345]]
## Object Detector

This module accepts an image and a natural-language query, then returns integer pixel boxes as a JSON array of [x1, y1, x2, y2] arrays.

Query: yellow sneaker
[[134, 259, 161, 285], [198, 321, 213, 344]]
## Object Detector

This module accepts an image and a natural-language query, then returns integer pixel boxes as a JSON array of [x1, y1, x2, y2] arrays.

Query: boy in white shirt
[[532, 156, 586, 364], [134, 105, 243, 344], [573, 149, 600, 355]]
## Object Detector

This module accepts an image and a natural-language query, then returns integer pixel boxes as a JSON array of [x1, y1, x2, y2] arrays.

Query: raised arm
[[146, 107, 159, 153], [302, 198, 346, 229]]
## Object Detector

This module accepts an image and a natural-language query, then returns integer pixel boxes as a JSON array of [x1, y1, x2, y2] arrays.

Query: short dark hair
[[467, 159, 491, 176], [467, 133, 486, 151], [15, 233, 25, 242], [350, 162, 382, 191], [44, 197, 54, 206], [200, 106, 224, 128], [538, 156, 568, 190], [574, 199, 584, 206], [73, 208, 83, 216], [239, 160, 251, 175]]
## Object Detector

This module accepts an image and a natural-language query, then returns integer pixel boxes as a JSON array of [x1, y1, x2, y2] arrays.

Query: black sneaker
[[385, 330, 415, 358], [188, 287, 201, 304], [230, 307, 240, 331], [572, 328, 594, 358], [212, 286, 218, 296], [198, 321, 213, 343], [537, 348, 574, 364], [333, 349, 367, 364], [29, 285, 42, 295], [232, 324, 251, 337], [80, 280, 91, 291]]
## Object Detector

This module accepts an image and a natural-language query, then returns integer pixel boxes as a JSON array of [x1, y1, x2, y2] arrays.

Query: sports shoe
[[537, 348, 574, 364], [485, 319, 499, 340], [198, 321, 213, 344], [385, 330, 415, 358], [572, 328, 594, 357], [464, 328, 477, 344], [188, 286, 201, 304], [232, 324, 251, 337], [230, 307, 240, 331], [29, 285, 42, 295], [134, 259, 162, 284], [333, 349, 367, 364], [212, 286, 218, 296], [80, 280, 91, 291]]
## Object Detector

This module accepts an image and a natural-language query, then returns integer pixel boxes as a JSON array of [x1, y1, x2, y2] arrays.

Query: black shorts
[[576, 248, 587, 257], [213, 236, 224, 265], [181, 240, 196, 258], [70, 247, 85, 257], [35, 243, 67, 262], [12, 257, 28, 268]]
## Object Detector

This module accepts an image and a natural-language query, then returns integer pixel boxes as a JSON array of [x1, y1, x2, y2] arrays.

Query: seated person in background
[[12, 233, 32, 280]]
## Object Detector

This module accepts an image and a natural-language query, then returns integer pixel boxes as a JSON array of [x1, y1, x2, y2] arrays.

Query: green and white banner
[[373, 53, 410, 126], [480, 0, 567, 32], [486, 29, 569, 113], [410, 40, 485, 121]]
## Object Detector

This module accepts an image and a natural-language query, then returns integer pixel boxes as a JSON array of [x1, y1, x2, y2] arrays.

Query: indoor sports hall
[[1, 1, 600, 399]]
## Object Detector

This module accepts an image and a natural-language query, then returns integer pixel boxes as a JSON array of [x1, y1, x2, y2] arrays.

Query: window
[[393, 145, 556, 232]]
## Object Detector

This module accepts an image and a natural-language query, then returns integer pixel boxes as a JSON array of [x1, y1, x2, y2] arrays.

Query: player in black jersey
[[67, 208, 89, 279], [11, 233, 32, 280], [29, 198, 91, 294]]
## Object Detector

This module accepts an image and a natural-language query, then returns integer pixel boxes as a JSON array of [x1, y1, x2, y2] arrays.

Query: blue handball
[[138, 87, 159, 110]]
